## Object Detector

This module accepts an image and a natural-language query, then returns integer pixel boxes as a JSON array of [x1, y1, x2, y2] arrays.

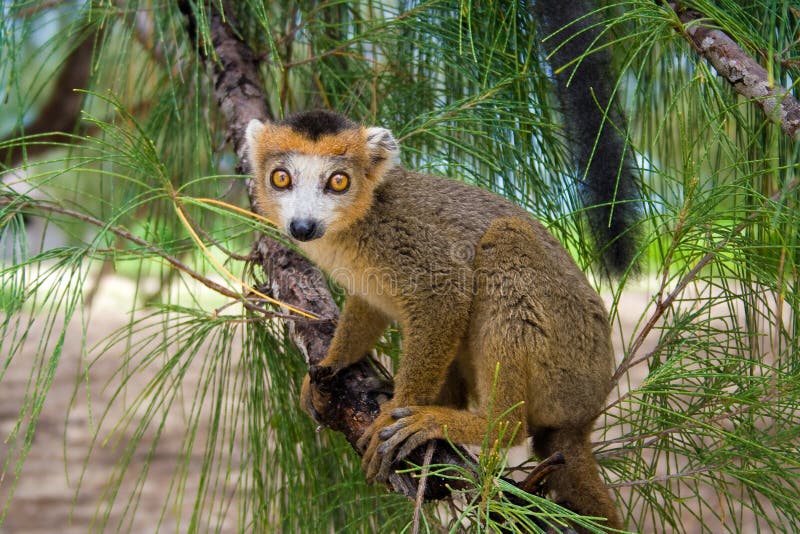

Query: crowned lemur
[[245, 2, 637, 531]]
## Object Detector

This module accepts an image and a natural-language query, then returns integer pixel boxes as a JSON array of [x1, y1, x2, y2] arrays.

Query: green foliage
[[1, 0, 800, 533]]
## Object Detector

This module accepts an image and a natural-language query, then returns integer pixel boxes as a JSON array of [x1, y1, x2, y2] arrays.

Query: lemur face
[[246, 110, 398, 242]]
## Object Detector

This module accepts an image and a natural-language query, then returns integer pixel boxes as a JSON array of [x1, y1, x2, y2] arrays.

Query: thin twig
[[179, 205, 251, 261], [1, 197, 312, 322], [3, 198, 238, 298], [173, 197, 317, 318], [606, 466, 717, 489], [596, 402, 757, 456], [411, 442, 437, 534], [613, 178, 800, 381]]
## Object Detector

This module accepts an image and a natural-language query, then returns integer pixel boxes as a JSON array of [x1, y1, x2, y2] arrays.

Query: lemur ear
[[245, 119, 266, 157], [364, 127, 399, 177]]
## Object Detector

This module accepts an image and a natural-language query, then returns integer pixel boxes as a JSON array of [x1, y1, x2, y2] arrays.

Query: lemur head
[[245, 110, 399, 242]]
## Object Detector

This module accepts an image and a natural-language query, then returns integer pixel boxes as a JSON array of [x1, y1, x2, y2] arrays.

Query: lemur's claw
[[378, 416, 410, 440], [308, 364, 336, 385], [300, 364, 341, 424], [360, 405, 443, 484]]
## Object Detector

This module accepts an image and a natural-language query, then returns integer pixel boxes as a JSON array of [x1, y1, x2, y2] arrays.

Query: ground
[[0, 271, 755, 533]]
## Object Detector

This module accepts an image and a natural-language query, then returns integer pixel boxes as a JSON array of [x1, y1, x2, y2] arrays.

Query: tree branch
[[669, 2, 800, 139], [182, 0, 482, 501]]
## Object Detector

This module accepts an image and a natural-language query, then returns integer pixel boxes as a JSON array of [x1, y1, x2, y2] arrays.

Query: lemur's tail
[[534, 0, 640, 277]]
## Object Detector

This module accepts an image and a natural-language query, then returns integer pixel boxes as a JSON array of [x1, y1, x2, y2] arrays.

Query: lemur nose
[[289, 219, 320, 241]]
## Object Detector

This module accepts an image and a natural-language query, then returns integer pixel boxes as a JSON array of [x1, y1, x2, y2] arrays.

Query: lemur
[[245, 109, 624, 530]]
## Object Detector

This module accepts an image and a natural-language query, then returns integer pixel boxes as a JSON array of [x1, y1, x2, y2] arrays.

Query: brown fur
[[247, 112, 621, 531], [249, 123, 369, 168]]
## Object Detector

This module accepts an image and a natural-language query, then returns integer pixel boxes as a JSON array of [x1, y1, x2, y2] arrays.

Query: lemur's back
[[355, 168, 597, 298]]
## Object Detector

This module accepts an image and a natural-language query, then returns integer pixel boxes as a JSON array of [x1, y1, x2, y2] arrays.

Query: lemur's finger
[[390, 407, 413, 419], [378, 417, 411, 440], [395, 432, 432, 463]]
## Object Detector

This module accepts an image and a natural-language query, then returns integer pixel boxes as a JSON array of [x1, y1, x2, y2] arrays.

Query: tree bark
[[669, 2, 800, 139]]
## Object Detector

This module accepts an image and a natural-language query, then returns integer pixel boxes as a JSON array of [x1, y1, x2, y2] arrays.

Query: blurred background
[[2, 1, 800, 532]]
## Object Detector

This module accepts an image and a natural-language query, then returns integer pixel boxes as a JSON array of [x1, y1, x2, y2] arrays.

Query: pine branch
[[0, 196, 277, 318], [1, 23, 99, 168], [668, 2, 800, 139], [612, 175, 800, 383]]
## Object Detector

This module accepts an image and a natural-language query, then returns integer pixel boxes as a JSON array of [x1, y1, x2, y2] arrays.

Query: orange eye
[[327, 173, 350, 193], [270, 170, 292, 189]]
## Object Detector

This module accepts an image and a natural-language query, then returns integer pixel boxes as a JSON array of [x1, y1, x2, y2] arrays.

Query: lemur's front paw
[[309, 363, 336, 383], [299, 365, 337, 424], [299, 374, 323, 423], [358, 405, 443, 484]]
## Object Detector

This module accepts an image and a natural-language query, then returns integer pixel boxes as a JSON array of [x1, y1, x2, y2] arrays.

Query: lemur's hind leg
[[360, 218, 544, 482], [360, 331, 530, 482], [473, 217, 621, 531]]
